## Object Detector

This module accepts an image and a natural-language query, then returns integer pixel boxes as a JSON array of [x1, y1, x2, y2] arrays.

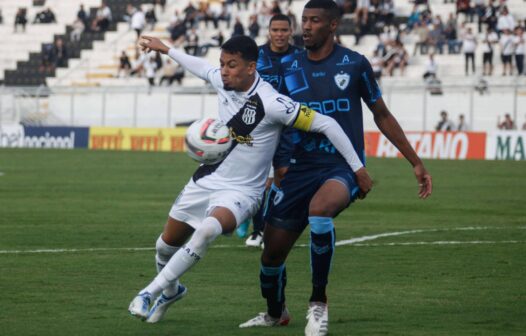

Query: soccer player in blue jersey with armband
[[240, 1, 433, 335]]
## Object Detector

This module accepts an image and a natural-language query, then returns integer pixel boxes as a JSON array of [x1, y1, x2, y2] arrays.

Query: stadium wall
[[0, 126, 524, 161]]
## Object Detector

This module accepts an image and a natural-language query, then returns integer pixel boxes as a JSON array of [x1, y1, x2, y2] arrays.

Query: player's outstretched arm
[[370, 97, 432, 199], [292, 106, 373, 199], [139, 36, 214, 81]]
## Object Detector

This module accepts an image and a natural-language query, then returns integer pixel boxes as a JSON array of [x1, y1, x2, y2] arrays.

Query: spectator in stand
[[183, 2, 198, 28], [456, 0, 473, 23], [456, 114, 469, 131], [482, 28, 499, 76], [92, 1, 112, 32], [130, 6, 146, 41], [248, 14, 260, 39], [379, 0, 395, 27], [385, 40, 408, 76], [145, 5, 157, 31], [407, 5, 421, 32], [497, 6, 515, 36], [435, 110, 455, 131], [355, 0, 370, 25], [497, 114, 516, 130], [513, 27, 525, 76], [473, 0, 486, 33], [482, 0, 499, 33], [40, 43, 55, 72], [423, 53, 438, 80], [428, 23, 445, 54], [500, 29, 514, 76], [159, 59, 185, 86], [270, 1, 282, 15], [232, 16, 245, 37], [445, 19, 461, 54], [14, 8, 28, 33], [77, 4, 89, 32], [371, 50, 383, 80], [143, 56, 158, 91], [184, 28, 199, 56], [70, 18, 85, 42], [154, 0, 166, 14], [33, 7, 56, 24], [168, 10, 186, 45], [53, 38, 68, 68], [117, 51, 132, 78], [413, 21, 430, 55], [462, 27, 477, 75], [218, 2, 232, 29]]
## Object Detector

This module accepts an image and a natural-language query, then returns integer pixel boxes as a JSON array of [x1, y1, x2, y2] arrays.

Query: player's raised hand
[[414, 163, 432, 199], [139, 36, 170, 54], [355, 167, 373, 199]]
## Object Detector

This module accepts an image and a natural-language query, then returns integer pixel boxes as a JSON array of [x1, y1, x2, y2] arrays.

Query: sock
[[154, 234, 180, 297], [309, 216, 335, 303], [260, 263, 287, 318], [141, 217, 222, 298]]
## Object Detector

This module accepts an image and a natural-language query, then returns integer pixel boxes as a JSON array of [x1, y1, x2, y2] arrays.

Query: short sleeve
[[358, 55, 382, 107], [264, 92, 301, 126]]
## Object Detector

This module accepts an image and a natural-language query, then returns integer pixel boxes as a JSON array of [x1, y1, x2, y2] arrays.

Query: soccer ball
[[185, 118, 232, 165]]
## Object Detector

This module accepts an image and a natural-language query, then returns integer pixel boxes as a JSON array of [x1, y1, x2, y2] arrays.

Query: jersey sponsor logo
[[334, 72, 350, 90], [336, 54, 355, 66], [312, 72, 326, 77], [291, 60, 299, 69], [242, 107, 257, 125], [229, 128, 254, 146], [276, 97, 297, 114]]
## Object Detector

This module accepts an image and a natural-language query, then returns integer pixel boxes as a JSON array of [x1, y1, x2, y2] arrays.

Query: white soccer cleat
[[128, 292, 152, 320], [239, 307, 290, 328], [305, 302, 329, 336], [146, 284, 188, 323], [245, 231, 263, 247]]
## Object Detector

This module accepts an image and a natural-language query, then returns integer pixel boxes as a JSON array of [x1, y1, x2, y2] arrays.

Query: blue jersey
[[257, 43, 302, 92], [281, 44, 382, 168]]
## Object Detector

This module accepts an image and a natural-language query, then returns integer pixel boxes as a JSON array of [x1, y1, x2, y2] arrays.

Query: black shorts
[[501, 54, 512, 64], [483, 52, 493, 65]]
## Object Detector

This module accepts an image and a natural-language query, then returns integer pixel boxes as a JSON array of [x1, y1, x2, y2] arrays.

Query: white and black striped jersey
[[168, 49, 302, 198]]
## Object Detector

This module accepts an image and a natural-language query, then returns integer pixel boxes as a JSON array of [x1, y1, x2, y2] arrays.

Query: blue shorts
[[266, 164, 360, 233], [272, 128, 295, 170]]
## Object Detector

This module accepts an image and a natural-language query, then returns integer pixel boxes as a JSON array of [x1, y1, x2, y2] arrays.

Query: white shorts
[[169, 179, 260, 229]]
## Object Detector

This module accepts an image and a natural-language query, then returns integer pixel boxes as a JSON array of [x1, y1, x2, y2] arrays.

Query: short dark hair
[[304, 0, 341, 20], [221, 36, 258, 62], [269, 14, 291, 27]]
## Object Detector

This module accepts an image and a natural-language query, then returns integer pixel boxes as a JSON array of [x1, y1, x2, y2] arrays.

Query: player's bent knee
[[191, 217, 223, 249], [309, 202, 341, 218], [156, 234, 179, 262]]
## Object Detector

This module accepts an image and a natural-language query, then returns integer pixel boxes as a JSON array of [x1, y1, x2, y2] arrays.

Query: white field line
[[0, 226, 525, 255]]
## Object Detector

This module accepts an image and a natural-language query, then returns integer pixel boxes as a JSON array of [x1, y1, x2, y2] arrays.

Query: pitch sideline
[[0, 226, 525, 255]]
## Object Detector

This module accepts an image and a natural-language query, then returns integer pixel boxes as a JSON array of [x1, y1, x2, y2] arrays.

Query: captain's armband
[[292, 105, 316, 131]]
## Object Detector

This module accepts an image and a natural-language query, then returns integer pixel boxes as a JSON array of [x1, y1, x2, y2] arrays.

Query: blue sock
[[309, 216, 335, 303], [260, 263, 287, 318]]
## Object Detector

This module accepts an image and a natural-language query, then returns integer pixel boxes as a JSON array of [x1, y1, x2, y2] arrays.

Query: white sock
[[141, 217, 223, 298], [154, 235, 180, 297]]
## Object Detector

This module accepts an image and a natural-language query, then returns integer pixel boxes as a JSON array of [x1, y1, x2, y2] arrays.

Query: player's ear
[[247, 61, 257, 75]]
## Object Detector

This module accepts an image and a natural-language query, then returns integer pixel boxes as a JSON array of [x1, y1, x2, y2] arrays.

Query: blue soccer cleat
[[146, 284, 188, 323], [236, 219, 250, 238]]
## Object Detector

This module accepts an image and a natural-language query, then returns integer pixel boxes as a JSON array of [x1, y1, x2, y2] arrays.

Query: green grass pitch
[[0, 148, 525, 335]]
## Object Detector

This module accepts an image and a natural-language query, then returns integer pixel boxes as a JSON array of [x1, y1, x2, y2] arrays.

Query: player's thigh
[[309, 167, 359, 218], [208, 190, 260, 234]]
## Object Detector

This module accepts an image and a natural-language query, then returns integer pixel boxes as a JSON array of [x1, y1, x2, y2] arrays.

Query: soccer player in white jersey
[[127, 35, 373, 324]]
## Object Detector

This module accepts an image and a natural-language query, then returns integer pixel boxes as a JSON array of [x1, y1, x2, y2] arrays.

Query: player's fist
[[355, 167, 373, 199]]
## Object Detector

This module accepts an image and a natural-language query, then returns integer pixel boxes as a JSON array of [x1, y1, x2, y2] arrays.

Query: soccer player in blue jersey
[[239, 1, 433, 335], [244, 13, 303, 247]]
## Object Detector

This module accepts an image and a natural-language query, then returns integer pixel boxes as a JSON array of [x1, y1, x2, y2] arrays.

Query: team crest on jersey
[[273, 190, 284, 205], [334, 72, 350, 90], [242, 107, 257, 125]]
